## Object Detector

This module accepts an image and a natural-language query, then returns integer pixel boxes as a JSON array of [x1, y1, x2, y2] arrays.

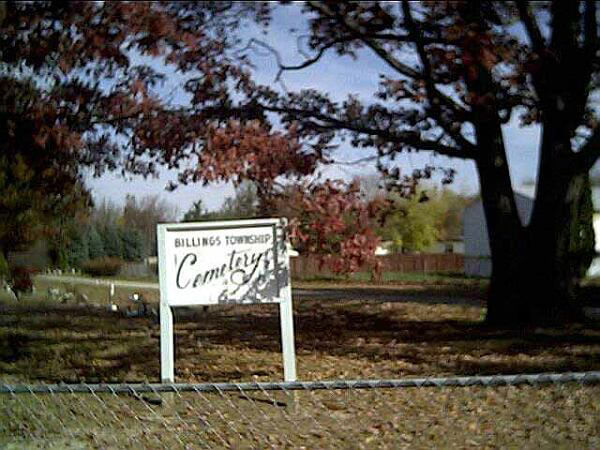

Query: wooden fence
[[290, 253, 464, 279]]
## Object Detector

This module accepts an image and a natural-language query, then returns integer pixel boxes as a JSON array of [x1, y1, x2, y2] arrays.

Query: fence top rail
[[2, 371, 599, 394]]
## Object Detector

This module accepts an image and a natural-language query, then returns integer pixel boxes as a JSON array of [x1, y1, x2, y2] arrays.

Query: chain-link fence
[[2, 372, 600, 449]]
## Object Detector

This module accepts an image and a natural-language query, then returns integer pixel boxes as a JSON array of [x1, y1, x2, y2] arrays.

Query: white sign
[[159, 220, 288, 306], [157, 218, 296, 383]]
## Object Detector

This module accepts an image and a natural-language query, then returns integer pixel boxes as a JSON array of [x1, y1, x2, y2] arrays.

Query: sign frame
[[157, 218, 296, 383]]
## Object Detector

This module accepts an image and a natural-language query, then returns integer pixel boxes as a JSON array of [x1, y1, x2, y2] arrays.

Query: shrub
[[9, 266, 36, 297], [81, 257, 123, 277]]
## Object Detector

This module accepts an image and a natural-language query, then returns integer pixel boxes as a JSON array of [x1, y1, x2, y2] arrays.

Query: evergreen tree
[[101, 225, 124, 259], [87, 226, 105, 260], [182, 200, 209, 222], [66, 228, 89, 268], [120, 228, 145, 261]]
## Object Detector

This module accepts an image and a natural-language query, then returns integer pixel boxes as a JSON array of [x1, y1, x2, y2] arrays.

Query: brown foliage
[[81, 257, 123, 277]]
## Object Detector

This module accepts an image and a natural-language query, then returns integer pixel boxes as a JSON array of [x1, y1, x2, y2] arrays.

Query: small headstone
[[5, 284, 17, 301], [47, 288, 61, 301], [60, 292, 75, 304]]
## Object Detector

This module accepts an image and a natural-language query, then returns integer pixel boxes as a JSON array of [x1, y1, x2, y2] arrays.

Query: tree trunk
[[474, 117, 593, 326], [459, 0, 594, 327], [474, 120, 528, 325], [482, 169, 592, 327]]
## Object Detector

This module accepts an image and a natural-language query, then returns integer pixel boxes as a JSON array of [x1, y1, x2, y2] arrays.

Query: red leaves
[[131, 79, 147, 97], [179, 120, 320, 188], [58, 58, 71, 74], [33, 130, 49, 149], [284, 180, 386, 275]]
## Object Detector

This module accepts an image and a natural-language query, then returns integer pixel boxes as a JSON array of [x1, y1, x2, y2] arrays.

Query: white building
[[375, 241, 393, 256], [423, 239, 464, 255], [463, 193, 600, 277], [374, 239, 464, 255], [588, 214, 600, 277]]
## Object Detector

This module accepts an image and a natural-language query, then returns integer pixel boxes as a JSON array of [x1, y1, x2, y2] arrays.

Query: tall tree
[[222, 2, 600, 325], [182, 182, 262, 221], [7, 2, 600, 326], [382, 201, 441, 254], [65, 227, 89, 268], [86, 226, 105, 260], [100, 224, 123, 259], [218, 182, 261, 219], [0, 78, 91, 260], [121, 195, 178, 256], [379, 187, 470, 253], [182, 199, 209, 222], [0, 1, 266, 259], [435, 189, 474, 242], [119, 228, 145, 262]]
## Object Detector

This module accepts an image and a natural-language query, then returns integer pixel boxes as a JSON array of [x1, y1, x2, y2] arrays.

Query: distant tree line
[[53, 194, 179, 269], [182, 182, 261, 222], [182, 179, 474, 254], [58, 223, 145, 268]]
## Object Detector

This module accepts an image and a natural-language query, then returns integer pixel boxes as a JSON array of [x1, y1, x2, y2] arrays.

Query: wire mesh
[[2, 372, 599, 449]]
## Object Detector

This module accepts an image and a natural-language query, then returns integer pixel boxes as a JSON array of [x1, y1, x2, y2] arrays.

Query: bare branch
[[366, 32, 448, 45], [264, 104, 474, 160], [584, 1, 598, 59], [248, 37, 344, 82], [516, 1, 547, 55], [334, 156, 379, 166]]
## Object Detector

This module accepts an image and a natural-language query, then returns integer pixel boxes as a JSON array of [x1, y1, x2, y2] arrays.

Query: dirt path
[[36, 274, 159, 290], [37, 274, 484, 306], [301, 288, 483, 304]]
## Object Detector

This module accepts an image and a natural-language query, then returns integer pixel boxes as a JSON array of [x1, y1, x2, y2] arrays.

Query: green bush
[[81, 257, 123, 277], [0, 253, 8, 279]]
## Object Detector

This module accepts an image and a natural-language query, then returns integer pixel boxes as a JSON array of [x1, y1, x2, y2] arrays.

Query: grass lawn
[[2, 286, 599, 383], [1, 278, 599, 448]]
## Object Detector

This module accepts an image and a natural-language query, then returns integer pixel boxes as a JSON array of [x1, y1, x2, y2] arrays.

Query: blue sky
[[87, 3, 545, 215]]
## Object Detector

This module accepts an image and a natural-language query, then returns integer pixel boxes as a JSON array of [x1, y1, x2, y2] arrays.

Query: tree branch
[[306, 1, 471, 120], [334, 155, 379, 166], [516, 1, 547, 55], [247, 37, 345, 82], [573, 126, 600, 172], [401, 1, 476, 155], [310, 0, 420, 79], [584, 1, 598, 61], [366, 32, 448, 45], [263, 104, 475, 160]]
